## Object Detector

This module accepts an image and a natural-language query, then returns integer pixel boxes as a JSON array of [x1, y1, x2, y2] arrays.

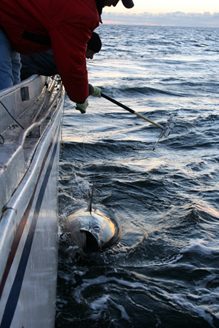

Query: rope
[[0, 134, 4, 144], [0, 100, 24, 129]]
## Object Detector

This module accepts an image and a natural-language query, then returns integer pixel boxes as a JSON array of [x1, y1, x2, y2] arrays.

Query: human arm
[[75, 85, 101, 114], [49, 6, 99, 103]]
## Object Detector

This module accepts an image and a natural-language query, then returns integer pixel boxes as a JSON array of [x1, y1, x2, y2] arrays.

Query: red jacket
[[0, 0, 99, 103]]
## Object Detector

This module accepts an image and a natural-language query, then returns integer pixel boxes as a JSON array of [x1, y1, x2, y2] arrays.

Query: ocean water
[[56, 25, 219, 327]]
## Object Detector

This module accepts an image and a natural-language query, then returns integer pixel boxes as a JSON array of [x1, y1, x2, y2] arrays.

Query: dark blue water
[[56, 25, 219, 328]]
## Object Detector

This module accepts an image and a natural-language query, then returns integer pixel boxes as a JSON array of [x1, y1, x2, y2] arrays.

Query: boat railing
[[0, 75, 65, 219], [19, 79, 63, 145]]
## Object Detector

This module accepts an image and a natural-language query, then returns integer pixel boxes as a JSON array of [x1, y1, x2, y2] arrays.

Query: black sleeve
[[89, 84, 94, 95]]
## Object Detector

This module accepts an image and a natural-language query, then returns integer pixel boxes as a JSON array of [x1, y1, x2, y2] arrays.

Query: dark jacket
[[21, 50, 58, 80]]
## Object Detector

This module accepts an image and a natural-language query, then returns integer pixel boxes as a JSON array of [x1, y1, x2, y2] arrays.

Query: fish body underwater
[[65, 206, 121, 252]]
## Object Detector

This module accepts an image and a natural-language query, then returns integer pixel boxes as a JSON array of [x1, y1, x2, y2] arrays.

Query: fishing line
[[59, 95, 65, 157], [75, 119, 94, 202], [81, 120, 88, 161]]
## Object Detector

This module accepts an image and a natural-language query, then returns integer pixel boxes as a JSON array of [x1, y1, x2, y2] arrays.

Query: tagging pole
[[101, 92, 175, 149]]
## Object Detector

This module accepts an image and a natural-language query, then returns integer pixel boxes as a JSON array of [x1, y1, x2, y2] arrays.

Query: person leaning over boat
[[0, 0, 134, 113], [20, 32, 102, 81], [20, 32, 102, 113]]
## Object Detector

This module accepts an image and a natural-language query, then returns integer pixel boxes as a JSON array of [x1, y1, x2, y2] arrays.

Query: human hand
[[91, 86, 101, 98], [76, 99, 88, 114]]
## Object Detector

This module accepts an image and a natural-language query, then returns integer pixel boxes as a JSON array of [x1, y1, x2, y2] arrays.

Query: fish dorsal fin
[[86, 185, 94, 214]]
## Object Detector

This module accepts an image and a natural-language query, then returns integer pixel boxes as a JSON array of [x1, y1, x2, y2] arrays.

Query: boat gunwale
[[0, 77, 64, 218]]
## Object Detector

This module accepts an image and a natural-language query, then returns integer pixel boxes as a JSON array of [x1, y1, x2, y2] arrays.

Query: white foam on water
[[89, 294, 111, 319], [108, 298, 130, 321], [73, 275, 149, 304], [89, 294, 130, 321]]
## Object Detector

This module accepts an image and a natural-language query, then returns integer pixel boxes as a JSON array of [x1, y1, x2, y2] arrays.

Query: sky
[[102, 0, 219, 27]]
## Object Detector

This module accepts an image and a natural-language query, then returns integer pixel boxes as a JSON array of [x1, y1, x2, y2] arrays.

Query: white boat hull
[[0, 75, 65, 327]]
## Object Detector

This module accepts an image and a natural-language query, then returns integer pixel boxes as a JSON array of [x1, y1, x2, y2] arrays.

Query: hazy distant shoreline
[[102, 11, 219, 28]]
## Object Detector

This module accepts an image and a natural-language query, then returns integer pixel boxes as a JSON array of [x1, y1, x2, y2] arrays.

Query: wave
[[101, 86, 184, 97]]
